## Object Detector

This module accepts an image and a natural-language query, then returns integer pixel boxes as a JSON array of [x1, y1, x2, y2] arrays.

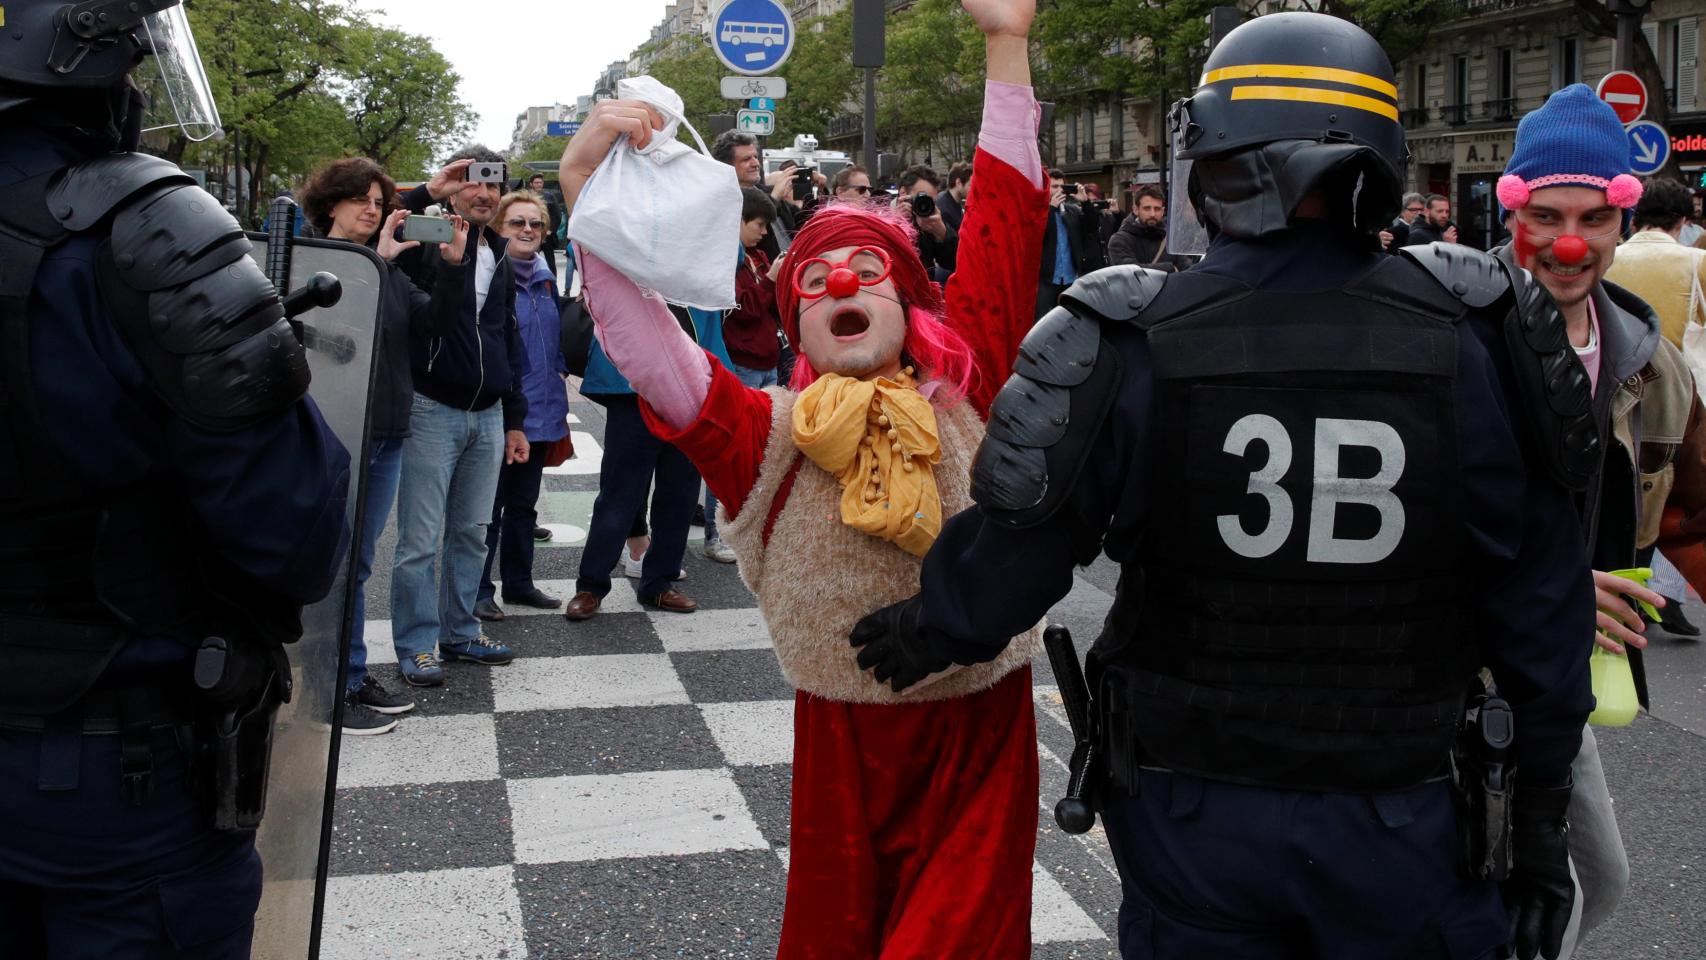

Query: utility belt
[[0, 620, 292, 833], [1054, 633, 1513, 864]]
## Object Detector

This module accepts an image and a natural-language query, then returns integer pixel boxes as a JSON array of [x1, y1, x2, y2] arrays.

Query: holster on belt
[[194, 633, 292, 832], [1451, 688, 1514, 881]]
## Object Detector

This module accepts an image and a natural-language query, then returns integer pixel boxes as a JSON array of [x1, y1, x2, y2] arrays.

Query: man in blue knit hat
[[1494, 83, 1706, 957]]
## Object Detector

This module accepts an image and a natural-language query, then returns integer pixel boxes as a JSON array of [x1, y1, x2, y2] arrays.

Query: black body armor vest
[[1110, 258, 1481, 792], [0, 149, 298, 718]]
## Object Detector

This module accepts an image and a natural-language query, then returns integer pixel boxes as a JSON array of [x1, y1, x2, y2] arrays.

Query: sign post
[[1627, 119, 1671, 175], [711, 0, 796, 76], [1595, 70, 1649, 125]]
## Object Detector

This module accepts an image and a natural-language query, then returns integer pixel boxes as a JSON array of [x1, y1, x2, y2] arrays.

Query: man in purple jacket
[[390, 145, 531, 687]]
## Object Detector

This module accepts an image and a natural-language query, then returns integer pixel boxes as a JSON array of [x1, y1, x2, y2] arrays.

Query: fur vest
[[720, 386, 1042, 704]]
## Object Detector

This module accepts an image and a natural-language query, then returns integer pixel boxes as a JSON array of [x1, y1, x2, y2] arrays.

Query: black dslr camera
[[910, 192, 936, 217]]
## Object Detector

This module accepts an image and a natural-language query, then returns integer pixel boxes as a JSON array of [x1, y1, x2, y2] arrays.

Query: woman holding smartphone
[[300, 157, 470, 735]]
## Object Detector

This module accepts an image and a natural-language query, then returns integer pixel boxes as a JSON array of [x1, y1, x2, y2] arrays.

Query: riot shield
[[1166, 99, 1211, 258], [243, 231, 383, 960]]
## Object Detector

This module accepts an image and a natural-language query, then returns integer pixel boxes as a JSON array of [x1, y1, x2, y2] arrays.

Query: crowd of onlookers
[[300, 134, 1706, 736]]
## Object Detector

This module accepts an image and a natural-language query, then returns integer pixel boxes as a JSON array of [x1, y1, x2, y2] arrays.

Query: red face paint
[[1512, 218, 1540, 269]]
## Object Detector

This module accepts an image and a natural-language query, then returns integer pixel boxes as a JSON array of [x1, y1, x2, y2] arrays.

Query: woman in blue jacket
[[477, 191, 574, 618]]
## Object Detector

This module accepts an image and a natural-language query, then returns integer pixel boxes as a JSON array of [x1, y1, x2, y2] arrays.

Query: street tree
[[334, 24, 476, 180]]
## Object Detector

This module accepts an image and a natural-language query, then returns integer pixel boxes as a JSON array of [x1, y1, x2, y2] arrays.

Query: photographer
[[897, 164, 958, 282], [1037, 168, 1085, 318]]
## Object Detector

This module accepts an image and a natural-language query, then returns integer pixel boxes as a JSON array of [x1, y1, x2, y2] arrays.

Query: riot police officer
[[850, 13, 1594, 960], [0, 2, 351, 956]]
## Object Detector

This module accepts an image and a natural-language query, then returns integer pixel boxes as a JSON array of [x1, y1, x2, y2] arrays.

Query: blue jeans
[[703, 364, 779, 542], [390, 394, 504, 660], [576, 394, 698, 600], [347, 436, 406, 693]]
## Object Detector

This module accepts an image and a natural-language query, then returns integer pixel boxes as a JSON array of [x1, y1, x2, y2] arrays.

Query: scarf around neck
[[791, 370, 943, 557]]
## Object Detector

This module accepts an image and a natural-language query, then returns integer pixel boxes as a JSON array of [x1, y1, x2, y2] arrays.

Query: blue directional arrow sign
[[712, 0, 794, 76], [1628, 120, 1671, 175], [748, 97, 776, 111]]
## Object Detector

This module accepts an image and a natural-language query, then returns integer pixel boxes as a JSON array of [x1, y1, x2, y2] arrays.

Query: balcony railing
[[1442, 103, 1470, 126], [828, 114, 861, 138], [1400, 107, 1430, 129], [1456, 0, 1540, 11], [1484, 97, 1516, 122], [1064, 144, 1078, 163], [1110, 141, 1123, 160]]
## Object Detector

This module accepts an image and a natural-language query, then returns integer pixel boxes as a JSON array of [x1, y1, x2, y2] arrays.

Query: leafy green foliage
[[157, 0, 476, 224]]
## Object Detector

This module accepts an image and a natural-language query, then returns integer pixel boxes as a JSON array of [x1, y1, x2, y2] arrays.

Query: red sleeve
[[639, 356, 773, 521], [943, 146, 1050, 419]]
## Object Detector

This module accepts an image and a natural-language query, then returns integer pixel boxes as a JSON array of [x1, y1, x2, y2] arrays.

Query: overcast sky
[[350, 0, 676, 152]]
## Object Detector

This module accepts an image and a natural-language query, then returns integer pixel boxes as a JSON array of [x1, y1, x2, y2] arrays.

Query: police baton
[[1043, 625, 1100, 833]]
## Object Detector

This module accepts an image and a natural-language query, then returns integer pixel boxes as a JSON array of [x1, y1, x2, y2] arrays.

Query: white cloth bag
[[566, 76, 742, 310]]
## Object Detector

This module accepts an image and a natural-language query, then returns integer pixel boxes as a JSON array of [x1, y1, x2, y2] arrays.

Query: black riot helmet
[[0, 0, 220, 143], [1175, 12, 1408, 240]]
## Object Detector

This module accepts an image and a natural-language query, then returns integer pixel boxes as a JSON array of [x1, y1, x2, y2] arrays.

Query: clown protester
[[1490, 83, 1706, 955], [555, 0, 1048, 955]]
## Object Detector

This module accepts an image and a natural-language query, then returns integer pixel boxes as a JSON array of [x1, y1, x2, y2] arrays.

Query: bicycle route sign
[[720, 75, 788, 100], [711, 0, 795, 76]]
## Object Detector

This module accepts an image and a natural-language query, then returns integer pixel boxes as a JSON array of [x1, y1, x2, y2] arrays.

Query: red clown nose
[[1552, 234, 1589, 265], [825, 267, 860, 300]]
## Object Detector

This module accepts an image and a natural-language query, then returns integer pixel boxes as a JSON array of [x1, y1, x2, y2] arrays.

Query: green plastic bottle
[[1589, 567, 1654, 728]]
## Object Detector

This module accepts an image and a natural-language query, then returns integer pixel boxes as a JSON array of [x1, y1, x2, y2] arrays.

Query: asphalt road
[[334, 384, 1706, 959]]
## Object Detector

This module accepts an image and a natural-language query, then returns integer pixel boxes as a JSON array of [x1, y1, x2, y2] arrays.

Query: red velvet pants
[[777, 665, 1039, 960]]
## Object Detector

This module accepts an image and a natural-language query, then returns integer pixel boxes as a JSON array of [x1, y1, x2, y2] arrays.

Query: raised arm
[[561, 104, 774, 516], [943, 1, 1048, 417]]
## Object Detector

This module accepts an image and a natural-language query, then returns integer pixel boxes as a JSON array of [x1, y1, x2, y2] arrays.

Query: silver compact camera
[[468, 161, 507, 184]]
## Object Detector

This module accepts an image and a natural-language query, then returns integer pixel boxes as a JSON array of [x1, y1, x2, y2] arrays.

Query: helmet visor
[[138, 6, 220, 142]]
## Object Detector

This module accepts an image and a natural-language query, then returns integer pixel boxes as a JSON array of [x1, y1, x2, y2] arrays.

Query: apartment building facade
[[1396, 0, 1705, 249]]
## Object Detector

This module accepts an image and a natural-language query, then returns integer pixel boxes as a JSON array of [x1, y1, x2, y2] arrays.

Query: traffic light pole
[[864, 67, 878, 173]]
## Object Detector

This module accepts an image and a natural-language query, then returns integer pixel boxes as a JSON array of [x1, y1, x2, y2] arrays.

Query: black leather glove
[[1509, 782, 1575, 960], [849, 595, 951, 693]]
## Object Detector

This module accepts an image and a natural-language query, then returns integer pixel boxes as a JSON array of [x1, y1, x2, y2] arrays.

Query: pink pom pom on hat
[[1496, 84, 1645, 211], [1496, 175, 1530, 210]]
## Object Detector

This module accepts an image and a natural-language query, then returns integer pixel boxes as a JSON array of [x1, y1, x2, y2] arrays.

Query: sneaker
[[534, 525, 553, 542], [702, 538, 738, 563], [622, 549, 686, 580], [440, 635, 515, 665], [398, 652, 444, 687], [341, 695, 399, 736], [356, 675, 415, 715]]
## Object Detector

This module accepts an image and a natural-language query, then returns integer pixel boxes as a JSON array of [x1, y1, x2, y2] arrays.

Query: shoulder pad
[[46, 153, 196, 232], [109, 183, 253, 291], [92, 192, 308, 432], [1501, 268, 1600, 491], [1398, 242, 1512, 309], [1059, 264, 1169, 323], [1014, 304, 1100, 387], [972, 294, 1127, 526]]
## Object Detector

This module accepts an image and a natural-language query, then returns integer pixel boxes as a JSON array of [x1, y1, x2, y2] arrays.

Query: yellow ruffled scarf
[[791, 369, 943, 557]]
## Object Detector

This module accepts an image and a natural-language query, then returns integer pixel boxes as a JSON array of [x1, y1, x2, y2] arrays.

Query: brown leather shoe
[[563, 591, 602, 621], [640, 589, 698, 613]]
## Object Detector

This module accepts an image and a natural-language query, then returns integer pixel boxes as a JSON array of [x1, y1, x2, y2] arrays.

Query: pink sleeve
[[580, 249, 711, 430], [977, 80, 1044, 187]]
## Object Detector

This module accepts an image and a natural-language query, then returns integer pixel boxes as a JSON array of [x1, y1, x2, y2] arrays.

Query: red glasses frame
[[792, 246, 894, 300]]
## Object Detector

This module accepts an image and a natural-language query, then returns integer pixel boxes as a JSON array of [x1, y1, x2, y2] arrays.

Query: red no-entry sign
[[1596, 71, 1649, 125]]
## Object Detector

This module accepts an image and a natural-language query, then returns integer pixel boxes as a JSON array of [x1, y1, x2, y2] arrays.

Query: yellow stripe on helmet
[[1228, 85, 1400, 122], [1202, 64, 1398, 101]]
